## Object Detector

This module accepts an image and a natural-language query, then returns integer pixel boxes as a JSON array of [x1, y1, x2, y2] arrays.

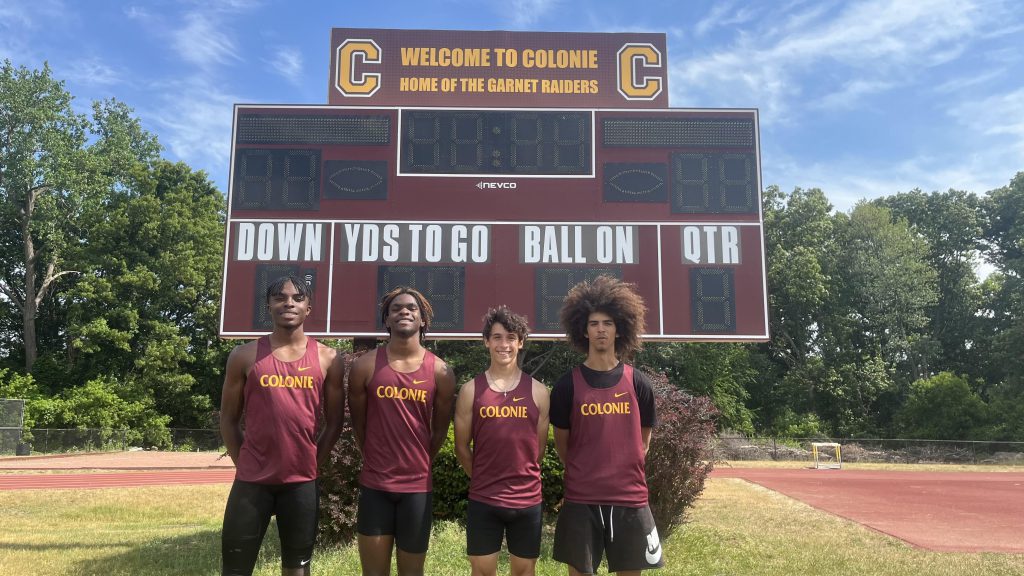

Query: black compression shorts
[[221, 479, 318, 575], [357, 485, 433, 554], [466, 499, 543, 559]]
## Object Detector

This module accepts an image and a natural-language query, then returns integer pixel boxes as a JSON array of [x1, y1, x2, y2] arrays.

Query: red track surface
[[712, 467, 1024, 553], [0, 469, 235, 489], [2, 453, 1021, 554]]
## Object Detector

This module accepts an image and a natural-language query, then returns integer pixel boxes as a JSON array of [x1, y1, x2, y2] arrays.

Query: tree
[[981, 173, 1024, 392], [67, 161, 226, 426], [830, 203, 938, 384], [877, 189, 985, 380], [0, 61, 159, 370], [895, 372, 988, 440]]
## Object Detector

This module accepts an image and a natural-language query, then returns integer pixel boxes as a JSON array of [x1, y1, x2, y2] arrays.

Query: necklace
[[485, 369, 520, 397]]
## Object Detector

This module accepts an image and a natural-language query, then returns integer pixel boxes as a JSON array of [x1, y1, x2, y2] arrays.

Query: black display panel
[[671, 152, 757, 214], [690, 268, 735, 333], [232, 149, 321, 211], [377, 266, 466, 330], [400, 110, 592, 175], [236, 113, 391, 145], [602, 117, 754, 148], [535, 267, 622, 331]]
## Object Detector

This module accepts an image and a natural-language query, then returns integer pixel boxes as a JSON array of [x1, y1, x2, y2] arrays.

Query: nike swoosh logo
[[412, 379, 426, 385], [297, 366, 311, 372], [645, 542, 662, 564], [614, 391, 628, 398], [300, 558, 311, 566], [645, 527, 662, 564], [512, 396, 525, 402]]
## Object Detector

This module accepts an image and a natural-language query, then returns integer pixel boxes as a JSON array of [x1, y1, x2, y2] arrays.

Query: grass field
[[1, 477, 1022, 575]]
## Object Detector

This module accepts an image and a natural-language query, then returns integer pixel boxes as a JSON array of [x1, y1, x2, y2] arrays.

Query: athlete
[[348, 287, 457, 576], [550, 275, 662, 576], [219, 276, 345, 576], [454, 306, 550, 576]]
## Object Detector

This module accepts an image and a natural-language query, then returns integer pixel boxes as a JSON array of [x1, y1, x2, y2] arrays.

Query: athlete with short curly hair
[[348, 286, 456, 576], [551, 275, 662, 576]]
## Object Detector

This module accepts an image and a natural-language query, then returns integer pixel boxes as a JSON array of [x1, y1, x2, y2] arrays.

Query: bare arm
[[453, 379, 475, 477], [347, 352, 373, 454], [316, 347, 345, 468], [553, 426, 570, 466], [533, 379, 550, 466], [430, 359, 456, 459], [641, 426, 653, 456], [219, 344, 253, 465]]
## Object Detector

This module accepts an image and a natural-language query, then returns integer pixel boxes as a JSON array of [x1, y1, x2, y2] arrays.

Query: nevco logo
[[476, 182, 518, 189]]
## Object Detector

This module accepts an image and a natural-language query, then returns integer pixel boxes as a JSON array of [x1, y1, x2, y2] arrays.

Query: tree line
[[1, 61, 1022, 444]]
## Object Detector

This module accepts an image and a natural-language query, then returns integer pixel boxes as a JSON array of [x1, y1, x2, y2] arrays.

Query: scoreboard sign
[[220, 29, 768, 341]]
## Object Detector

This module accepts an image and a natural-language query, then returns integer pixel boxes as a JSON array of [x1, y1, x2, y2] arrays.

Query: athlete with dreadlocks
[[348, 287, 457, 576], [550, 275, 662, 576]]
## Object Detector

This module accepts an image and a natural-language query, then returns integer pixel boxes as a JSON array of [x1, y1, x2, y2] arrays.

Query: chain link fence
[[2, 428, 222, 455], [713, 435, 1024, 465], [4, 428, 1024, 464], [0, 399, 27, 455]]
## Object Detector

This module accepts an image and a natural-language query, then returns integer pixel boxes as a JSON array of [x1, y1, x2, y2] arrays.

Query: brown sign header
[[328, 28, 669, 108]]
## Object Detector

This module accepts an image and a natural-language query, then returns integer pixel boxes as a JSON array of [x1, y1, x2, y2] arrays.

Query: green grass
[[1, 479, 1022, 575]]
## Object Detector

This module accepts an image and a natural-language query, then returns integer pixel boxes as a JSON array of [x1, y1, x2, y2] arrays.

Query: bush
[[318, 353, 363, 545], [432, 426, 566, 522], [643, 371, 718, 538]]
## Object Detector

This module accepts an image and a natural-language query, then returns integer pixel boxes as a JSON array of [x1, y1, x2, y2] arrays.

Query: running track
[[711, 467, 1024, 553], [2, 453, 1021, 553]]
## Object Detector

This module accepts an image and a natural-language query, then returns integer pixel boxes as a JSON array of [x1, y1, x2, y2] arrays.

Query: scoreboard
[[219, 29, 768, 341]]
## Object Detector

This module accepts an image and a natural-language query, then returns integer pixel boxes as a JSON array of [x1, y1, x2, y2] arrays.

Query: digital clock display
[[400, 110, 592, 176]]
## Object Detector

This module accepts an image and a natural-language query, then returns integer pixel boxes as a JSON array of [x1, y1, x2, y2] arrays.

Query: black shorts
[[553, 502, 665, 574], [221, 479, 318, 575], [466, 499, 543, 559], [357, 485, 433, 554]]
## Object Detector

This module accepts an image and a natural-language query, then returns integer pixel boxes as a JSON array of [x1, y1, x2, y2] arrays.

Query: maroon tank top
[[236, 336, 324, 484], [360, 346, 437, 492], [565, 364, 648, 506], [469, 372, 542, 508]]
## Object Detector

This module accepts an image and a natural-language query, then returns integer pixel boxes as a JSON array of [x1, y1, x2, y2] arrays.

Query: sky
[[2, 0, 1023, 213]]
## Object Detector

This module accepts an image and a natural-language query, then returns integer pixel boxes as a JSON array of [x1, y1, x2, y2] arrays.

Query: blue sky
[[3, 0, 1023, 212]]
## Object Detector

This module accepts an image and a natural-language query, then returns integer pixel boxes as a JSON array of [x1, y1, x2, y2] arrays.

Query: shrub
[[318, 353, 363, 545], [432, 425, 566, 522], [643, 371, 718, 538]]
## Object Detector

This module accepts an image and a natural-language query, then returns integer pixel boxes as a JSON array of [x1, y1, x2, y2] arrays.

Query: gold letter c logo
[[336, 39, 381, 97], [617, 43, 663, 101]]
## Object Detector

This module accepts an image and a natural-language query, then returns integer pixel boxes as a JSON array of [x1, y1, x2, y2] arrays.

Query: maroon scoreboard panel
[[220, 105, 768, 341]]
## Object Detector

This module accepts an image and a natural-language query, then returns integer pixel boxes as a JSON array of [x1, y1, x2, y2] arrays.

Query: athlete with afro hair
[[550, 275, 662, 576]]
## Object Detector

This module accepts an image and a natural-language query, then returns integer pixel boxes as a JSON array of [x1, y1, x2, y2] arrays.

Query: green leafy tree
[[981, 173, 1024, 394], [0, 61, 159, 371], [67, 161, 226, 426], [830, 203, 938, 384], [895, 372, 988, 440], [877, 189, 985, 381]]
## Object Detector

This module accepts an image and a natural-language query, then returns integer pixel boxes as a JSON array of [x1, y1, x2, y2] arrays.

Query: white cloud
[[670, 0, 1008, 121], [813, 78, 895, 111], [172, 11, 241, 69], [61, 57, 121, 87], [506, 0, 561, 27], [949, 86, 1024, 158], [265, 47, 303, 85], [694, 1, 758, 37], [147, 77, 239, 186]]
